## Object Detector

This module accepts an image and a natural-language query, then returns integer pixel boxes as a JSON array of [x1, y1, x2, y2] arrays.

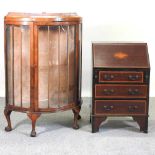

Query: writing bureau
[[92, 43, 150, 133]]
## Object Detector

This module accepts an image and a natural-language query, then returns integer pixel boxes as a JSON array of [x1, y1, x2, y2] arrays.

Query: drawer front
[[99, 71, 143, 83], [94, 100, 146, 115], [95, 84, 147, 98]]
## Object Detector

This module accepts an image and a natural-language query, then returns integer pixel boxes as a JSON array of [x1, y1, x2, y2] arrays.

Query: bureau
[[92, 43, 150, 133]]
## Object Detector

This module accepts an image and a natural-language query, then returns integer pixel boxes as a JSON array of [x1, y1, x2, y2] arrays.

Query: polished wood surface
[[95, 100, 146, 115], [93, 43, 150, 68], [92, 43, 150, 133], [99, 71, 143, 83], [4, 12, 82, 136], [5, 12, 82, 22], [95, 84, 147, 98]]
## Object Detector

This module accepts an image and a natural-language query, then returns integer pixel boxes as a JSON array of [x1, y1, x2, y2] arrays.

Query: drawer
[[99, 71, 143, 83], [95, 84, 147, 98], [94, 100, 146, 115]]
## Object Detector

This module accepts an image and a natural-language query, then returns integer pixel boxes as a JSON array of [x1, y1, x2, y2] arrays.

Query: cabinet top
[[5, 12, 82, 22], [93, 42, 150, 68]]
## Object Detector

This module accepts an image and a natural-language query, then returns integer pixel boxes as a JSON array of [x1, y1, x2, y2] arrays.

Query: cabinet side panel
[[78, 23, 82, 101], [38, 26, 49, 108], [6, 25, 13, 106], [48, 26, 59, 108], [14, 26, 22, 107], [68, 25, 75, 103], [59, 25, 68, 106], [21, 25, 30, 108]]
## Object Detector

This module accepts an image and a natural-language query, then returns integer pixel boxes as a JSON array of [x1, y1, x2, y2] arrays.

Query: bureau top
[[93, 43, 150, 68], [4, 12, 82, 22]]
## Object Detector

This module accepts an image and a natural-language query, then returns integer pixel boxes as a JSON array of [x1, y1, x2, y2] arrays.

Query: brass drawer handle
[[128, 75, 139, 80], [104, 74, 115, 80], [128, 88, 139, 95], [128, 105, 138, 112], [103, 105, 114, 111], [103, 89, 114, 95]]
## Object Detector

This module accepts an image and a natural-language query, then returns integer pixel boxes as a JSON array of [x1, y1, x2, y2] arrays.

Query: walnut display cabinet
[[4, 12, 82, 137], [92, 43, 150, 133]]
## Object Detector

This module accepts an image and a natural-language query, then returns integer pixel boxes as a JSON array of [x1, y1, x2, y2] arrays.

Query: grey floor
[[0, 97, 155, 155]]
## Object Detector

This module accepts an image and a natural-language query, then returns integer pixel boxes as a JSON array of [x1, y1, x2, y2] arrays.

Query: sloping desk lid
[[93, 43, 150, 68]]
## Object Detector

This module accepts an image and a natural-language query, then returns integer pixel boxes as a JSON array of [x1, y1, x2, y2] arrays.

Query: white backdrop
[[0, 0, 155, 97]]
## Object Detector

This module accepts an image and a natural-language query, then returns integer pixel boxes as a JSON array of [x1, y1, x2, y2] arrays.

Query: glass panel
[[21, 25, 30, 108], [6, 25, 30, 108], [6, 25, 13, 105], [78, 24, 82, 100], [68, 25, 75, 103], [38, 25, 76, 109], [59, 25, 68, 106], [48, 26, 59, 108], [14, 26, 22, 107], [38, 26, 49, 108]]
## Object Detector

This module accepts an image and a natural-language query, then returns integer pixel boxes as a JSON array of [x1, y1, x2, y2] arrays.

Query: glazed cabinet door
[[37, 24, 80, 110], [5, 23, 32, 109]]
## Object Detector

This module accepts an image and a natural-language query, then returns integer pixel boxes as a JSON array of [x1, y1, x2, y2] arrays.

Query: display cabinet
[[4, 12, 82, 137]]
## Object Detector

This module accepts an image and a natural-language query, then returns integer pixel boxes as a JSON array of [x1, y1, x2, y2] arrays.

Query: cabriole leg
[[77, 105, 81, 120], [27, 112, 41, 137], [72, 106, 81, 129], [4, 108, 12, 132]]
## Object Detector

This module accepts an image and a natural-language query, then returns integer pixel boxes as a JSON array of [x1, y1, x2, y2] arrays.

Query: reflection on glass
[[6, 25, 13, 106], [78, 24, 82, 100], [68, 25, 75, 104], [48, 26, 59, 108], [21, 26, 30, 108], [6, 25, 30, 108], [38, 25, 75, 109], [38, 26, 49, 108], [14, 26, 22, 106]]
